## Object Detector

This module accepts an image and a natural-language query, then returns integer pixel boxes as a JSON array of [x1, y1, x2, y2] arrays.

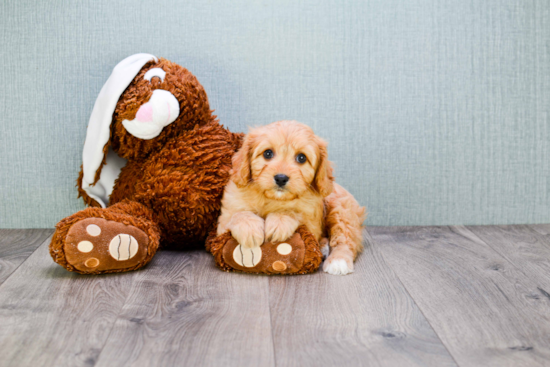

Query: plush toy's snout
[[122, 89, 180, 140]]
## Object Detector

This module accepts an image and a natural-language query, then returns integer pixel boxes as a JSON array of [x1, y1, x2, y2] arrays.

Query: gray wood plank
[[0, 229, 54, 285], [268, 230, 457, 367], [370, 226, 550, 367], [466, 225, 550, 294], [0, 238, 137, 367], [528, 224, 550, 248], [94, 249, 275, 367]]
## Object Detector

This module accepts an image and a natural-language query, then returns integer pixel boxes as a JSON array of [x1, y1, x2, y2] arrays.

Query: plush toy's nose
[[135, 103, 153, 122]]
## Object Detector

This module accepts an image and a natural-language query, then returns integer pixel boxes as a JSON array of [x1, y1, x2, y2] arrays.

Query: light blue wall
[[1, 0, 548, 228]]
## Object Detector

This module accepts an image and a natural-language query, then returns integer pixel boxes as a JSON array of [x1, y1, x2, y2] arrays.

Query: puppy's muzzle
[[274, 174, 289, 187]]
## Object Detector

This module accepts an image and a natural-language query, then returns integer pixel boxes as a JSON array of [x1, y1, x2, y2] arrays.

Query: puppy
[[217, 120, 366, 275]]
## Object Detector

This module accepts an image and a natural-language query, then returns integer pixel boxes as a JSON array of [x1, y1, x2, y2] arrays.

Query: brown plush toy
[[206, 226, 323, 275], [50, 53, 321, 275]]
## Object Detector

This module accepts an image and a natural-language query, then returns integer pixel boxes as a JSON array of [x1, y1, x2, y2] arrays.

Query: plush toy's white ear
[[81, 53, 158, 208]]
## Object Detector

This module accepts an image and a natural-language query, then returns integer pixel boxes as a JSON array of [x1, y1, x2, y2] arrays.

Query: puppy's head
[[231, 120, 334, 200]]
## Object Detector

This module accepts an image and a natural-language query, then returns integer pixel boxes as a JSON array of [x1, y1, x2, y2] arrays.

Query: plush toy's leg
[[50, 200, 160, 274]]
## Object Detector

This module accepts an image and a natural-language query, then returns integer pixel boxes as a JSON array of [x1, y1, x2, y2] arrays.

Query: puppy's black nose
[[274, 174, 289, 187]]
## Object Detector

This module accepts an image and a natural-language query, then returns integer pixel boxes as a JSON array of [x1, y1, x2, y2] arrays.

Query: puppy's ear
[[231, 133, 254, 187], [313, 138, 334, 197]]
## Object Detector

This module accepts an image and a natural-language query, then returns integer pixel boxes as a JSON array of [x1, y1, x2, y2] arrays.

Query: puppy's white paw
[[265, 213, 300, 243], [323, 258, 354, 276]]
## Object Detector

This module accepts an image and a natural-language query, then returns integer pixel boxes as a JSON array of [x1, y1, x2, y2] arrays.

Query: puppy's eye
[[296, 153, 307, 164], [263, 149, 274, 160]]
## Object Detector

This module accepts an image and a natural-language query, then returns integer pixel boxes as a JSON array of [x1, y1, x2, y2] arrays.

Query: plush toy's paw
[[264, 213, 300, 243], [227, 234, 302, 272], [61, 218, 151, 274], [206, 226, 323, 275]]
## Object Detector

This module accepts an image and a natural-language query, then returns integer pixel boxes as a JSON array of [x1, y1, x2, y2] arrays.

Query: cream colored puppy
[[217, 120, 366, 275]]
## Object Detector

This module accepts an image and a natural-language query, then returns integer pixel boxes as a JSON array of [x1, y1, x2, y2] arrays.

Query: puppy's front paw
[[265, 213, 300, 243], [228, 212, 265, 249], [323, 253, 354, 275]]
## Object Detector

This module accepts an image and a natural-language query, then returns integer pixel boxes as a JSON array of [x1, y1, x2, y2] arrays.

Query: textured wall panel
[[0, 0, 548, 228]]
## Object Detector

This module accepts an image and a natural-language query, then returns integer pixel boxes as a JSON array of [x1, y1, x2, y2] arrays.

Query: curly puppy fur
[[52, 58, 244, 274], [217, 120, 366, 275]]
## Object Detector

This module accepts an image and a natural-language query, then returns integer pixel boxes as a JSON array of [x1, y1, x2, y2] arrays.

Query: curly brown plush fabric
[[51, 57, 244, 274]]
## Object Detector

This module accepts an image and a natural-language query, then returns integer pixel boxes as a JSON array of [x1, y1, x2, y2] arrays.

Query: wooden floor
[[1, 225, 550, 367]]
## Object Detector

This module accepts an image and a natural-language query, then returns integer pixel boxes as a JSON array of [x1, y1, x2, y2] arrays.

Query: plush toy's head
[[111, 57, 213, 160], [81, 54, 214, 208]]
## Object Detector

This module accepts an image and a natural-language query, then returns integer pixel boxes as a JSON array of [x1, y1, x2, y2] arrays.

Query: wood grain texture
[[0, 237, 137, 367], [0, 229, 53, 285], [466, 225, 550, 293], [528, 224, 550, 247], [94, 249, 275, 367], [370, 226, 550, 367], [268, 230, 457, 367]]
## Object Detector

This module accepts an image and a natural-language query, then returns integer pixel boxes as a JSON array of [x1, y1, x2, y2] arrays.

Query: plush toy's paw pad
[[64, 218, 150, 273], [272, 260, 287, 271], [233, 244, 262, 268], [323, 257, 354, 275], [222, 234, 306, 274]]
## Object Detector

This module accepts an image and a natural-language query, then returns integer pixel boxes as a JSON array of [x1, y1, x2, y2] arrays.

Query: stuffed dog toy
[[49, 54, 247, 274]]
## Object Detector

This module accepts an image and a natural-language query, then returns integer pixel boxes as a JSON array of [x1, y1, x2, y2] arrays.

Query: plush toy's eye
[[144, 68, 166, 83], [296, 153, 307, 164], [263, 149, 274, 160]]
